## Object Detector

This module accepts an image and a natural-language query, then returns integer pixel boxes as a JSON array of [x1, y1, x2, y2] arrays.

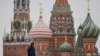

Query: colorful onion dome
[[29, 5, 52, 38], [59, 41, 72, 52], [79, 13, 99, 38], [29, 18, 52, 38]]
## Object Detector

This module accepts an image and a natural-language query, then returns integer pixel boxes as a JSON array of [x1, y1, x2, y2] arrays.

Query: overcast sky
[[0, 0, 100, 56]]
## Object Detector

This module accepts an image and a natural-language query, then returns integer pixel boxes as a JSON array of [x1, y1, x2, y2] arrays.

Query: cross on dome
[[87, 0, 91, 13], [39, 3, 43, 19]]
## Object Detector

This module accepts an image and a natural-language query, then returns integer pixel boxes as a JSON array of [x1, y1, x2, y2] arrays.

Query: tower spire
[[39, 3, 43, 19], [75, 26, 85, 56], [87, 0, 90, 13], [55, 0, 68, 7]]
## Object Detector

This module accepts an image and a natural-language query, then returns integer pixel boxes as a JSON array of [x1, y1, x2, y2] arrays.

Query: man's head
[[32, 43, 34, 46]]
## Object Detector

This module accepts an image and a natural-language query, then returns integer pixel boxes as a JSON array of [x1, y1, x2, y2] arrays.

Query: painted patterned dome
[[29, 18, 52, 38], [30, 5, 52, 38], [79, 13, 99, 38], [59, 41, 72, 52]]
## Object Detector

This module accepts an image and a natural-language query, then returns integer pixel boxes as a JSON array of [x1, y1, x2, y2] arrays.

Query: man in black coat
[[27, 42, 35, 56]]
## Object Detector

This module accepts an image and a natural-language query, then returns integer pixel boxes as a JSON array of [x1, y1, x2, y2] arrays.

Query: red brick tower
[[14, 0, 30, 19], [3, 0, 32, 56], [49, 0, 76, 56], [12, 0, 31, 33]]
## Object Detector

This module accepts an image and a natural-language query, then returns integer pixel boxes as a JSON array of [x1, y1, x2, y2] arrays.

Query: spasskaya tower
[[3, 0, 32, 56], [12, 0, 32, 33]]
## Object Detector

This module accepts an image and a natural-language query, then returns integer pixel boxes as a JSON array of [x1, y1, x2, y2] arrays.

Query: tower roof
[[59, 35, 72, 52], [55, 0, 68, 7], [75, 25, 85, 56], [29, 4, 52, 38], [79, 13, 99, 38], [52, 0, 72, 13], [78, 0, 99, 38], [59, 41, 72, 52], [76, 25, 84, 48]]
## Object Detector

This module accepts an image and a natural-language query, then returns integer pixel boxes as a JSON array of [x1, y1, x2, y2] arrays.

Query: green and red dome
[[78, 13, 99, 38]]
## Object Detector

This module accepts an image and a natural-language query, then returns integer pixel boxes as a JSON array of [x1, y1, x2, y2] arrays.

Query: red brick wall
[[3, 44, 29, 56], [83, 38, 97, 54]]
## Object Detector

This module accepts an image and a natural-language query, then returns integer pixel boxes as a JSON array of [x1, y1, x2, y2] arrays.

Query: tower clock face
[[27, 21, 32, 30], [13, 20, 21, 31]]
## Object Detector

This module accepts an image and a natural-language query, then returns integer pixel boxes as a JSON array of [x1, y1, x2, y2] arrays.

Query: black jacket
[[27, 43, 35, 56]]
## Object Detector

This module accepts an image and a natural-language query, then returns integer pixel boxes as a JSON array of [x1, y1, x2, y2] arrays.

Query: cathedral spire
[[55, 0, 68, 7], [87, 0, 90, 13], [52, 0, 72, 13], [75, 26, 85, 56], [39, 3, 43, 19]]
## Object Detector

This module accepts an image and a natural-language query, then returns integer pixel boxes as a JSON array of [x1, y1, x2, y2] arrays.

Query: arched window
[[11, 37, 14, 42], [54, 17, 56, 20], [22, 36, 24, 42], [17, 0, 20, 6], [58, 17, 60, 20], [17, 36, 20, 41], [22, 0, 25, 6], [62, 17, 65, 20], [66, 17, 68, 21]]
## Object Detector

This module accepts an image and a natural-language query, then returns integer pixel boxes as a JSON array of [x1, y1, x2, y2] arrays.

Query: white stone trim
[[14, 10, 30, 13], [3, 42, 31, 45]]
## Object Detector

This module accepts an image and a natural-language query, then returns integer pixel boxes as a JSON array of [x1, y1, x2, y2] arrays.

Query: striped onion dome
[[59, 41, 72, 52], [78, 13, 99, 38], [29, 6, 52, 38]]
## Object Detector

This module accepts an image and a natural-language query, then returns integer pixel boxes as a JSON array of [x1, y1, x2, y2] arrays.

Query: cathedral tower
[[78, 0, 100, 55], [49, 0, 76, 56], [29, 4, 52, 56]]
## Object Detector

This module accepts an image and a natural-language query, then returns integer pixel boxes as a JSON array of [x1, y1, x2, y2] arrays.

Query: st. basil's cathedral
[[3, 0, 100, 56]]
